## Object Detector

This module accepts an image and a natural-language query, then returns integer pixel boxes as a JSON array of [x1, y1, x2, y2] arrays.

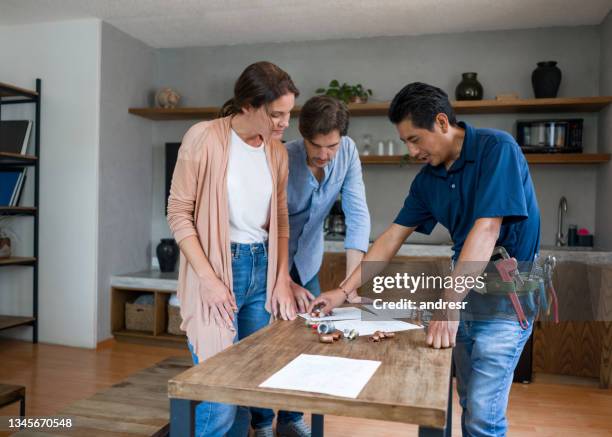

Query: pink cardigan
[[167, 116, 289, 362]]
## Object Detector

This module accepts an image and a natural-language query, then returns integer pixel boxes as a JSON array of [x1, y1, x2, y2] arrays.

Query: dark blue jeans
[[453, 317, 534, 436], [188, 241, 271, 437]]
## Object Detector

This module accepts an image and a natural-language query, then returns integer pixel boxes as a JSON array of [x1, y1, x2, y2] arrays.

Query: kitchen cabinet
[[533, 262, 612, 387]]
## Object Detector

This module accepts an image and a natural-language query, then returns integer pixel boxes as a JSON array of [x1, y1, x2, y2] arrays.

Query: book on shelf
[[0, 120, 33, 155], [0, 169, 27, 206]]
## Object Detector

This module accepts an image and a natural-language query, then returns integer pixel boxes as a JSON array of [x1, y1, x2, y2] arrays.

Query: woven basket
[[125, 302, 154, 332], [167, 305, 185, 336]]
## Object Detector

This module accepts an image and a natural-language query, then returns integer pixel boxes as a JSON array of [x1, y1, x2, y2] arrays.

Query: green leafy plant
[[316, 80, 373, 104]]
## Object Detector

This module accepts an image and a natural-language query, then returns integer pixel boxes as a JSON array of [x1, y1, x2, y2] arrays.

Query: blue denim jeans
[[453, 317, 534, 437], [188, 241, 271, 437]]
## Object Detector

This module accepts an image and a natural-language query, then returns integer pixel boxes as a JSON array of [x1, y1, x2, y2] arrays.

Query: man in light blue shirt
[[286, 95, 371, 308], [260, 95, 370, 437]]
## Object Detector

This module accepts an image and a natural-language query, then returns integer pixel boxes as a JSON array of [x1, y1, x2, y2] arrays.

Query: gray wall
[[596, 11, 612, 249], [98, 22, 155, 341], [151, 25, 603, 250]]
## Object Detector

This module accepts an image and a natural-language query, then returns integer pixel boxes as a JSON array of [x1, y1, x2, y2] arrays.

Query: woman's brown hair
[[219, 61, 299, 117]]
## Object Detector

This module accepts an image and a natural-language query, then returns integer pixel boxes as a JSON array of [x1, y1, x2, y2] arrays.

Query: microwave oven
[[516, 119, 583, 153]]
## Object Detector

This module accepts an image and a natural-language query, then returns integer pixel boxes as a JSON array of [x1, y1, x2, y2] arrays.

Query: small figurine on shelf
[[155, 88, 181, 109], [0, 219, 15, 259]]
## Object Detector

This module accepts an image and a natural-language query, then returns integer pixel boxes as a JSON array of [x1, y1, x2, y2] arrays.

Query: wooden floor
[[1, 338, 611, 436]]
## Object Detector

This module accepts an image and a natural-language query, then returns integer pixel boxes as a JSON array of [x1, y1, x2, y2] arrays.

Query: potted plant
[[316, 80, 373, 104]]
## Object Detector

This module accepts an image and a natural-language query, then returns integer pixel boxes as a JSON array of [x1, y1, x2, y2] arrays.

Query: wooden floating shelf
[[361, 153, 611, 166], [129, 96, 612, 120], [0, 81, 38, 99], [0, 207, 37, 216], [0, 315, 35, 331], [0, 257, 37, 267]]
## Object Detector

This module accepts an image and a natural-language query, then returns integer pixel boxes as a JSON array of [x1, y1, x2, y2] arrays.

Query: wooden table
[[168, 315, 453, 437]]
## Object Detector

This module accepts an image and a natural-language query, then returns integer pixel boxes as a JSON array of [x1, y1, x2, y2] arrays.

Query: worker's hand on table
[[307, 289, 346, 315], [345, 289, 364, 304], [290, 281, 315, 313], [272, 278, 298, 320], [199, 278, 237, 331], [426, 320, 459, 349]]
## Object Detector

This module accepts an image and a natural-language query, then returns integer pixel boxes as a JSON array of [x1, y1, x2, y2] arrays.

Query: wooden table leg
[[170, 398, 195, 437], [418, 369, 453, 437], [312, 413, 324, 437]]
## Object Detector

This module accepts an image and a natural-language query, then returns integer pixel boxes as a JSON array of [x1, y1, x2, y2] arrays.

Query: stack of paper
[[333, 319, 422, 336], [259, 354, 381, 398], [298, 307, 364, 322]]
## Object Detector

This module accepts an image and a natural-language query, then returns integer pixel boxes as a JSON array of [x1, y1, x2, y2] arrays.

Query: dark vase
[[532, 61, 561, 98], [156, 238, 178, 272], [455, 72, 483, 101]]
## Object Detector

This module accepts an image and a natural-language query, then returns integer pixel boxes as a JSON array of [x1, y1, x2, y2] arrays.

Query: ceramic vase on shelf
[[156, 238, 178, 272], [0, 234, 10, 259], [455, 72, 483, 100], [531, 61, 561, 98]]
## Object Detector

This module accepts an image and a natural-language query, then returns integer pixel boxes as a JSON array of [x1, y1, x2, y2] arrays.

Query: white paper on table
[[298, 306, 363, 322], [333, 319, 423, 336], [362, 304, 418, 320], [259, 354, 381, 398]]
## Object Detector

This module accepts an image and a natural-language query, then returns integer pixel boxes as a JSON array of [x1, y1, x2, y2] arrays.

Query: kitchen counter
[[111, 270, 178, 291], [324, 239, 612, 263]]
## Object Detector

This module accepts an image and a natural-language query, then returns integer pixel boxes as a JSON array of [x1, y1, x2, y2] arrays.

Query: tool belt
[[470, 247, 559, 330], [476, 274, 542, 295]]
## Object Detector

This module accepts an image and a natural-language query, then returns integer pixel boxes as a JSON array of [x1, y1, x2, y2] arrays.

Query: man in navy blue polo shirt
[[309, 82, 541, 436]]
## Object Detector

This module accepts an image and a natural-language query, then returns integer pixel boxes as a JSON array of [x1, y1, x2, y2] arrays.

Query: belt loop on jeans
[[261, 241, 268, 258]]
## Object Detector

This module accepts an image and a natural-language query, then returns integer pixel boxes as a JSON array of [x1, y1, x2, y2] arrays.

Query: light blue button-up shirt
[[286, 136, 370, 284]]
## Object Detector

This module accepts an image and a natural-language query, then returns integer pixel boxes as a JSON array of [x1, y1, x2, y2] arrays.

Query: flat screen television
[[165, 142, 181, 214]]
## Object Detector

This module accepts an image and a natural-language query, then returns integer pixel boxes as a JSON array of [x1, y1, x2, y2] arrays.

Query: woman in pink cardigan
[[167, 62, 311, 437]]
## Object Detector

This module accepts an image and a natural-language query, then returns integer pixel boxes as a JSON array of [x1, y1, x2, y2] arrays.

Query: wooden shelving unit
[[0, 257, 37, 267], [129, 96, 612, 121], [0, 82, 38, 99], [111, 286, 186, 349], [0, 315, 36, 331], [0, 79, 41, 343], [0, 207, 37, 216], [361, 153, 611, 166]]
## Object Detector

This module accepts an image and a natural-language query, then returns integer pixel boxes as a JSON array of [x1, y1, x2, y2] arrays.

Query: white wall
[[0, 20, 101, 347], [152, 25, 603, 248], [97, 22, 154, 341]]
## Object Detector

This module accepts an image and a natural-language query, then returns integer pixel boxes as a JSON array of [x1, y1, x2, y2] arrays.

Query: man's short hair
[[299, 95, 349, 141], [388, 82, 457, 130]]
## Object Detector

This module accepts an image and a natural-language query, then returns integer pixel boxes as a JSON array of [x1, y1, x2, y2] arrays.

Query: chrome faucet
[[556, 196, 567, 247]]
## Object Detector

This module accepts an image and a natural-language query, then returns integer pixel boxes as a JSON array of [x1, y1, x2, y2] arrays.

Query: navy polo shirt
[[394, 122, 540, 263]]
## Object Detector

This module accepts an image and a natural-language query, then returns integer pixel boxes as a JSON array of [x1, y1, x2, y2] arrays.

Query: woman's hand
[[272, 277, 298, 320], [199, 278, 237, 331], [307, 289, 347, 315], [290, 281, 315, 313]]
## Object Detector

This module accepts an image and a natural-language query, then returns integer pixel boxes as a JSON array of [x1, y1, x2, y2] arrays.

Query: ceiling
[[1, 0, 611, 48]]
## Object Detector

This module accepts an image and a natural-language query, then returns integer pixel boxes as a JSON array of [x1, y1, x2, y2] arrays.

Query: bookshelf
[[0, 79, 40, 342]]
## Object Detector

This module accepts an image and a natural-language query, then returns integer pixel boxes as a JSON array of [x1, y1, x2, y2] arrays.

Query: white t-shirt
[[227, 129, 273, 243]]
